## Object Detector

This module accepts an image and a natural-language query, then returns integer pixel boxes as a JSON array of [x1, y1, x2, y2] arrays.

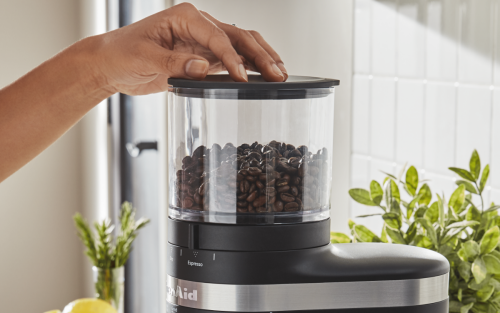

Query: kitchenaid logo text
[[168, 286, 198, 301], [188, 260, 203, 267]]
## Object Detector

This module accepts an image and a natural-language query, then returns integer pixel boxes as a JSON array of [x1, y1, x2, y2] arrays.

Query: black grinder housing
[[165, 75, 449, 313]]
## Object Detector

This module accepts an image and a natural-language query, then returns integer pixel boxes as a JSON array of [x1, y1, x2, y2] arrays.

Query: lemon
[[61, 299, 117, 313]]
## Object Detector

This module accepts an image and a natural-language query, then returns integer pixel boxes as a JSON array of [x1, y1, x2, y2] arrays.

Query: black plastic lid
[[168, 74, 340, 89], [168, 75, 339, 100]]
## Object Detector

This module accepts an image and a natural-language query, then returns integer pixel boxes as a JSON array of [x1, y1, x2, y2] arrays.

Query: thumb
[[151, 47, 209, 80]]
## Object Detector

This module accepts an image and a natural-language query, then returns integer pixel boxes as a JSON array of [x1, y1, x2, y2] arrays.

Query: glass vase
[[92, 266, 124, 313]]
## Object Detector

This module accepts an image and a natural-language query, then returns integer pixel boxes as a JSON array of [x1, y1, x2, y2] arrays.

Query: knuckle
[[177, 2, 197, 12], [247, 30, 261, 38]]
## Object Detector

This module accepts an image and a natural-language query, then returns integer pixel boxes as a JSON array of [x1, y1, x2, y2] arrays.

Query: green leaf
[[406, 195, 422, 219], [461, 302, 475, 313], [477, 284, 495, 302], [437, 194, 446, 229], [425, 202, 439, 224], [447, 221, 480, 229], [485, 205, 500, 213], [467, 206, 482, 222], [449, 167, 476, 182], [356, 213, 383, 218], [483, 255, 500, 274], [386, 228, 406, 244], [442, 227, 467, 245], [330, 232, 351, 244], [479, 164, 490, 193], [415, 206, 428, 218], [369, 180, 384, 205], [489, 277, 500, 291], [383, 212, 402, 230], [414, 235, 434, 249], [417, 184, 432, 206], [473, 256, 488, 283], [390, 180, 400, 203], [450, 185, 467, 213], [456, 180, 479, 194], [349, 189, 376, 206], [480, 226, 500, 255], [458, 248, 469, 262], [459, 261, 472, 281], [348, 219, 355, 230], [417, 218, 438, 248], [490, 250, 500, 260], [450, 301, 462, 312], [381, 171, 397, 180], [380, 224, 389, 243], [405, 166, 419, 196], [353, 225, 381, 242], [405, 221, 417, 243], [470, 150, 481, 181], [464, 241, 481, 260]]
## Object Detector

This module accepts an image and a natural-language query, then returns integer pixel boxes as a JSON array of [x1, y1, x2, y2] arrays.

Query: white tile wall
[[351, 0, 500, 221]]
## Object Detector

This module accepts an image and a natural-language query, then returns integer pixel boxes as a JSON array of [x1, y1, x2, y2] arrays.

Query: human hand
[[92, 2, 287, 96]]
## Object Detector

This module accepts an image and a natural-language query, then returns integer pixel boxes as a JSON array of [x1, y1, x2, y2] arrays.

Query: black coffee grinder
[[165, 75, 449, 313]]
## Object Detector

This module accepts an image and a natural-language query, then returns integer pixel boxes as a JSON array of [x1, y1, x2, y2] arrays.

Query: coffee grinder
[[165, 75, 449, 313]]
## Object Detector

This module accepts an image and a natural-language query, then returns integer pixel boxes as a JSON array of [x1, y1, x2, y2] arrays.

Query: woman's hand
[[94, 2, 287, 95], [0, 2, 287, 182]]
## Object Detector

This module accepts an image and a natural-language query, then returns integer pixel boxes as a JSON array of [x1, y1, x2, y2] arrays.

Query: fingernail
[[185, 59, 209, 79], [239, 64, 248, 82], [272, 63, 285, 81], [277, 62, 288, 81]]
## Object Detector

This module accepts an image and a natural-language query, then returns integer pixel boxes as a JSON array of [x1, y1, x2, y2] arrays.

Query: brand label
[[167, 285, 198, 301], [188, 260, 203, 267]]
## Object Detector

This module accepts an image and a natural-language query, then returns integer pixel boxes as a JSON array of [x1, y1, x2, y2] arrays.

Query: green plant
[[74, 201, 150, 306], [334, 150, 500, 313]]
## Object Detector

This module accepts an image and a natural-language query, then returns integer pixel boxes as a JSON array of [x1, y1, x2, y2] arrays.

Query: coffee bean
[[290, 149, 302, 157], [237, 193, 248, 200], [237, 207, 248, 213], [248, 203, 256, 213], [246, 175, 257, 182], [237, 173, 244, 181], [239, 169, 249, 176], [256, 180, 265, 189], [181, 197, 194, 208], [277, 185, 290, 193], [284, 202, 299, 211], [256, 206, 268, 213], [276, 178, 289, 187], [253, 195, 266, 207], [290, 186, 299, 197], [248, 183, 256, 194], [240, 180, 250, 193], [248, 167, 262, 176], [274, 201, 284, 212], [280, 193, 295, 202], [266, 178, 276, 187], [264, 187, 277, 197], [194, 192, 202, 204], [237, 201, 248, 208], [246, 190, 259, 202]]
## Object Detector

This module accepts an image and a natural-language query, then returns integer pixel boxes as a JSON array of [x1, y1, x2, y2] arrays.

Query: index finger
[[167, 3, 247, 82]]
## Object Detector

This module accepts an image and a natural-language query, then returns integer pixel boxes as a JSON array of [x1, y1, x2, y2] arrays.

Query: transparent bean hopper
[[165, 75, 449, 313], [167, 75, 336, 225]]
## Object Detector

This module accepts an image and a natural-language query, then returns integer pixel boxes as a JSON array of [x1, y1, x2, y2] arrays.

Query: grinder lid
[[168, 74, 340, 89], [168, 74, 339, 99]]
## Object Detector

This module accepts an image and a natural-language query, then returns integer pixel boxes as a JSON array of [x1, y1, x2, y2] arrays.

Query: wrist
[[70, 35, 118, 98]]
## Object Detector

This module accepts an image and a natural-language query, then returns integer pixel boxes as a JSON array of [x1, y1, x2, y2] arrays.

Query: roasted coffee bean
[[194, 192, 202, 204], [296, 197, 303, 210], [248, 203, 256, 213], [298, 164, 306, 177], [240, 180, 250, 193], [181, 197, 194, 208], [286, 144, 295, 151], [237, 207, 248, 213], [277, 185, 290, 193], [264, 187, 277, 197], [182, 155, 194, 166], [237, 200, 248, 208], [198, 183, 207, 196], [249, 159, 260, 167], [256, 206, 268, 213], [283, 150, 290, 158], [253, 195, 266, 207], [192, 145, 206, 158], [237, 193, 249, 200], [290, 186, 299, 197], [274, 201, 284, 212], [297, 145, 308, 156], [263, 164, 274, 173], [266, 179, 276, 187], [246, 190, 259, 202], [272, 171, 281, 179], [256, 180, 265, 189], [191, 205, 203, 211], [290, 176, 301, 186], [246, 175, 257, 182], [266, 195, 276, 204], [259, 173, 267, 182], [248, 183, 256, 194], [179, 183, 190, 192], [280, 193, 295, 202], [237, 173, 244, 181], [309, 166, 319, 176], [284, 202, 299, 211], [288, 157, 301, 168], [248, 167, 262, 176], [240, 162, 250, 169], [276, 178, 289, 187], [290, 149, 302, 157], [239, 169, 249, 176], [247, 152, 261, 160]]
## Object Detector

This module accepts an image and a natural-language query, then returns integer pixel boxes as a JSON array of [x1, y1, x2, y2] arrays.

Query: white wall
[[350, 0, 500, 231], [175, 0, 354, 232], [0, 0, 85, 312]]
